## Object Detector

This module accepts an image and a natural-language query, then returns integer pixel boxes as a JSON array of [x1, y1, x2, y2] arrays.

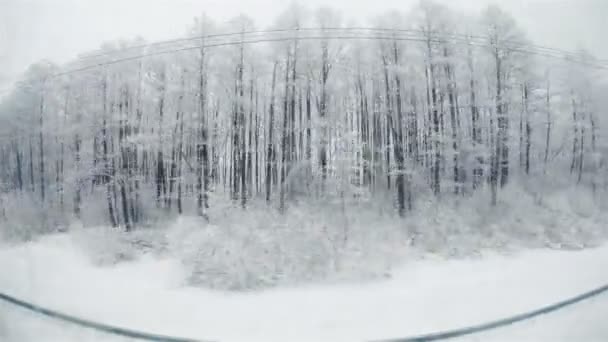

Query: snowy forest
[[4, 2, 608, 340], [1, 1, 608, 269]]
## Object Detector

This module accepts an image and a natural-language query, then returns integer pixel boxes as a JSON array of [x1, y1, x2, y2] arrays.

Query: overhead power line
[[78, 26, 606, 65], [1, 30, 606, 96], [55, 32, 608, 78]]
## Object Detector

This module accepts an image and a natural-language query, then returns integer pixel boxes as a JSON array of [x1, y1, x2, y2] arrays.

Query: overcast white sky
[[1, 0, 606, 88]]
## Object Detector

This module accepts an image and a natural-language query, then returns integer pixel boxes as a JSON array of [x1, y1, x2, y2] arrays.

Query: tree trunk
[[444, 47, 460, 194], [29, 138, 35, 193], [524, 83, 531, 175], [319, 39, 330, 184], [544, 79, 552, 172], [13, 141, 23, 192], [496, 54, 509, 189], [266, 62, 278, 203], [102, 79, 117, 227], [74, 132, 81, 218], [571, 96, 579, 175], [280, 54, 291, 212], [38, 88, 45, 202]]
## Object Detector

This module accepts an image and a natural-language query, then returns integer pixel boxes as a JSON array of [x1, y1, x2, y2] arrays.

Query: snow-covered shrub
[[4, 182, 608, 291], [0, 192, 68, 242], [164, 198, 409, 290]]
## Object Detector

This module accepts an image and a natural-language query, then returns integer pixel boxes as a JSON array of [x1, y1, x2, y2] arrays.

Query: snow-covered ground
[[1, 232, 608, 342]]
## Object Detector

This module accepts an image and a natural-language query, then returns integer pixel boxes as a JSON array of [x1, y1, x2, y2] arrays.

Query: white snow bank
[[66, 185, 608, 291], [1, 233, 608, 341], [2, 186, 607, 292]]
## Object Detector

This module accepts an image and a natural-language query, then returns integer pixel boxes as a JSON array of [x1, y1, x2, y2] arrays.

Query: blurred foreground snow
[[1, 230, 608, 342]]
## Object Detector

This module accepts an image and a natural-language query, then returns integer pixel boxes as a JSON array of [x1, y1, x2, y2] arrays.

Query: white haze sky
[[1, 0, 606, 88]]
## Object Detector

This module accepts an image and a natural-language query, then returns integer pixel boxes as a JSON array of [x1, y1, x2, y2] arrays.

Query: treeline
[[0, 2, 605, 230]]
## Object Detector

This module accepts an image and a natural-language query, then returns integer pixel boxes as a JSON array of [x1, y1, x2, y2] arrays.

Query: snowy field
[[2, 0, 607, 340], [1, 231, 608, 342]]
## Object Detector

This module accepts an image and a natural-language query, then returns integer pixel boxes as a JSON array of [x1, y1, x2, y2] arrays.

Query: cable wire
[[0, 292, 205, 342], [2, 281, 608, 341], [77, 26, 607, 64], [2, 30, 606, 96], [55, 33, 608, 78]]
